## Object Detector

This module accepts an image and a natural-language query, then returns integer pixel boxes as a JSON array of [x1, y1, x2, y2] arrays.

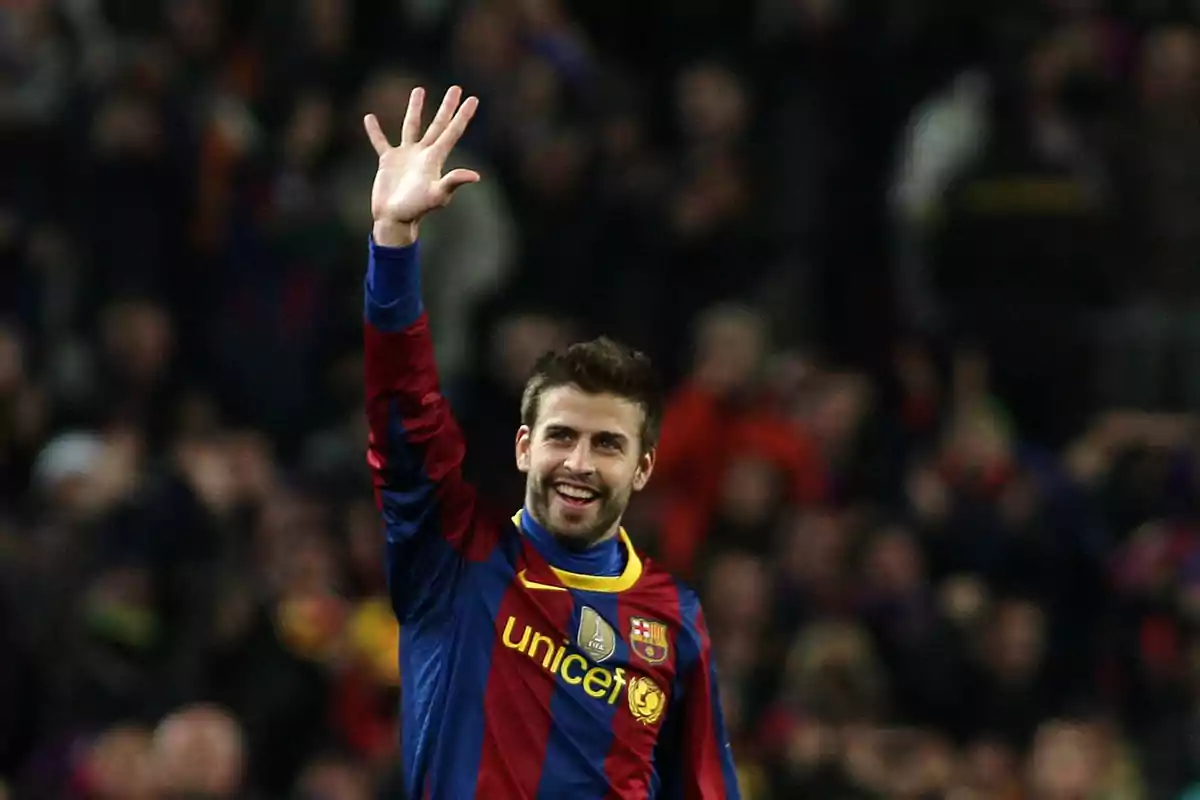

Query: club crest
[[629, 617, 669, 665], [577, 606, 616, 663]]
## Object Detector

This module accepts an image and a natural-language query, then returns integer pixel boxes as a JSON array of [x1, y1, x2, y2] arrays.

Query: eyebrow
[[544, 424, 628, 443]]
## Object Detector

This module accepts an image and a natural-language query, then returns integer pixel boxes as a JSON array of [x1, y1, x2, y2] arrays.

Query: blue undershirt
[[520, 508, 625, 577], [364, 237, 422, 330]]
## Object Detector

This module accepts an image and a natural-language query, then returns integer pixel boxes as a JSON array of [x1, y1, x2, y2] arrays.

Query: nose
[[563, 440, 595, 474]]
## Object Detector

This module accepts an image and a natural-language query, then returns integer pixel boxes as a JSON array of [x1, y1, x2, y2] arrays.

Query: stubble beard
[[528, 477, 627, 551]]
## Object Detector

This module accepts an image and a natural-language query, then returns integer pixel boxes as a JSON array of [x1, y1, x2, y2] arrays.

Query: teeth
[[555, 485, 597, 501]]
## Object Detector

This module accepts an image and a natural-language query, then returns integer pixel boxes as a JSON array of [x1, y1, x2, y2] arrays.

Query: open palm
[[364, 85, 480, 227]]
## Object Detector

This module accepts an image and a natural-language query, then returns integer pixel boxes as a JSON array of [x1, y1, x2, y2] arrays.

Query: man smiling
[[362, 84, 740, 799]]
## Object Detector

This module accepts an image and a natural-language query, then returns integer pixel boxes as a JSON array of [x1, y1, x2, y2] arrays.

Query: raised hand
[[364, 85, 480, 246]]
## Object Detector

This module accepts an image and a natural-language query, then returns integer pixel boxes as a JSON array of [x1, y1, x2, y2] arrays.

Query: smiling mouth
[[552, 482, 600, 508]]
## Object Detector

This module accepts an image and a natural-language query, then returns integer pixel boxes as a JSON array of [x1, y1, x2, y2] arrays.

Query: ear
[[632, 447, 656, 492], [515, 425, 533, 473]]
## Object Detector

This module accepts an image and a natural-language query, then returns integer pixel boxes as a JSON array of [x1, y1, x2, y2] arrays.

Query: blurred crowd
[[6, 0, 1200, 797]]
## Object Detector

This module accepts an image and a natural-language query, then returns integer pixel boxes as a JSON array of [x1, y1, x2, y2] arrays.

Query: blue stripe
[[651, 582, 701, 798], [399, 622, 442, 797], [379, 398, 438, 536], [536, 591, 622, 800], [382, 399, 457, 623], [674, 582, 703, 675], [380, 377, 500, 800], [380, 389, 460, 798], [673, 584, 740, 799], [422, 544, 516, 799], [707, 658, 742, 797], [380, 389, 461, 798]]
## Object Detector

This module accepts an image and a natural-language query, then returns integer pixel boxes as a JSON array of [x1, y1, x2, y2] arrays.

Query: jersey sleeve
[[657, 594, 742, 800], [363, 237, 500, 622]]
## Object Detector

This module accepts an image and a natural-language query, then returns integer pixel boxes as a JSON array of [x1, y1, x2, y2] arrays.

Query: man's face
[[516, 386, 654, 547]]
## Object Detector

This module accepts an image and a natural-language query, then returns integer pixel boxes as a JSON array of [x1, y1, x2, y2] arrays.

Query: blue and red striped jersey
[[363, 238, 741, 799]]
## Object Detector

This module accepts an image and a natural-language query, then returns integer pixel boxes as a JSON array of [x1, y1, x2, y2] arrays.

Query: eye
[[594, 434, 623, 452], [546, 427, 574, 443]]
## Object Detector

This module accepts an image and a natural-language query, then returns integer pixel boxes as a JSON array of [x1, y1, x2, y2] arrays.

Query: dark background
[[5, 0, 1200, 796]]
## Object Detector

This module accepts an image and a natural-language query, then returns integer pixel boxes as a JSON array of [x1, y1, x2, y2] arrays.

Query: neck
[[520, 507, 626, 577]]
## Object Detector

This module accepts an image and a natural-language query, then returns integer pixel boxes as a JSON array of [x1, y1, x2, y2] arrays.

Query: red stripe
[[603, 578, 682, 798], [684, 608, 727, 800], [364, 316, 497, 562], [475, 576, 576, 799]]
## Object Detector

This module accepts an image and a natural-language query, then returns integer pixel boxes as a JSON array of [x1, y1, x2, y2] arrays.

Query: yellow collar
[[512, 510, 643, 593]]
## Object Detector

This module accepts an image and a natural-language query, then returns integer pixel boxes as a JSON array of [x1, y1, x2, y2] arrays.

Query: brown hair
[[520, 336, 664, 452]]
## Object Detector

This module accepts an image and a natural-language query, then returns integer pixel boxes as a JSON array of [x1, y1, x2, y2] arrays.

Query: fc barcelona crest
[[629, 617, 669, 665], [577, 606, 616, 663]]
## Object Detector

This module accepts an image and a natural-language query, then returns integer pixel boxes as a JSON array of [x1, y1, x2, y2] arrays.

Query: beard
[[527, 473, 630, 550]]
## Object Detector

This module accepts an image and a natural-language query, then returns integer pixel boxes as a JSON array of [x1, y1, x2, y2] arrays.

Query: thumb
[[437, 169, 482, 195]]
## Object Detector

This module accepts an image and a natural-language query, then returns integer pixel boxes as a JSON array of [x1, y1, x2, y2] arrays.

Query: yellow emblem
[[627, 675, 666, 726], [577, 606, 616, 663]]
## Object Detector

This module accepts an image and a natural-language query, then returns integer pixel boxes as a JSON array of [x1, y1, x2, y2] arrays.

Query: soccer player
[[361, 85, 741, 799]]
